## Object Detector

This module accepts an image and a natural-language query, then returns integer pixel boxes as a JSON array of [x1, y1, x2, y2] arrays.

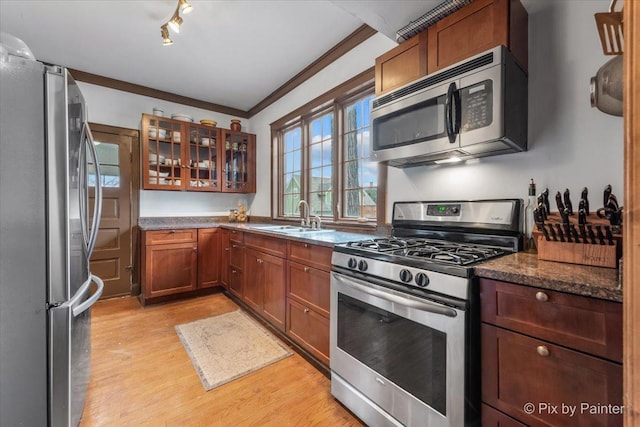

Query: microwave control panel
[[460, 80, 493, 132]]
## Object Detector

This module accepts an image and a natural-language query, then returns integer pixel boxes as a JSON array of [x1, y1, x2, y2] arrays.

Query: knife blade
[[570, 224, 581, 243], [587, 224, 597, 244], [581, 187, 589, 216], [542, 188, 550, 217], [595, 225, 605, 245], [563, 189, 573, 215], [548, 223, 558, 241], [603, 184, 612, 208], [555, 223, 566, 242], [605, 226, 615, 245]]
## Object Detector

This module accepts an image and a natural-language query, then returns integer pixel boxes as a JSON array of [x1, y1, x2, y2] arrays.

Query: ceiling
[[0, 0, 443, 112]]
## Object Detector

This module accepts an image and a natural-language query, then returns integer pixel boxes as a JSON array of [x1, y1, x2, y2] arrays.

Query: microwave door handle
[[445, 82, 457, 143], [452, 85, 461, 136]]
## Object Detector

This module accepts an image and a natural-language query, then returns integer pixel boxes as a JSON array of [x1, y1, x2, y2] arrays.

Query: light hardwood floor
[[80, 293, 363, 426]]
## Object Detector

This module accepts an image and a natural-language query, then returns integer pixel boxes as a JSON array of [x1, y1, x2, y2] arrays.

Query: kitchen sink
[[250, 225, 335, 234]]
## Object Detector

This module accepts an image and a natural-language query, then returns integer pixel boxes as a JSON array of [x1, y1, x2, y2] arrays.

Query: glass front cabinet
[[141, 114, 255, 193]]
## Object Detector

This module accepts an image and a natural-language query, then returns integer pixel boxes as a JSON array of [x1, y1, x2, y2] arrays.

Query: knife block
[[532, 213, 622, 269]]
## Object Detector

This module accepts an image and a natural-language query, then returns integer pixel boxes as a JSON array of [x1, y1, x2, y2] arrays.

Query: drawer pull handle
[[224, 247, 229, 251], [304, 243, 309, 248], [535, 291, 549, 302], [232, 244, 238, 248], [169, 229, 176, 234], [537, 345, 550, 357], [304, 308, 310, 313], [304, 267, 310, 272], [232, 269, 237, 274], [192, 247, 197, 252]]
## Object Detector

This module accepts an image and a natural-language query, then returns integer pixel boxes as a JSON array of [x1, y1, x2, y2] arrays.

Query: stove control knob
[[358, 260, 368, 272], [399, 269, 413, 283], [347, 257, 358, 269], [415, 273, 430, 287]]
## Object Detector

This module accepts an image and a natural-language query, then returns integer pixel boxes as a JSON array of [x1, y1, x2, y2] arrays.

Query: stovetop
[[331, 200, 522, 299], [345, 237, 509, 267]]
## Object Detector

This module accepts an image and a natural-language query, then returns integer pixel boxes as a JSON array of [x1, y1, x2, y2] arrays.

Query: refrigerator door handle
[[83, 122, 103, 257], [72, 274, 104, 317]]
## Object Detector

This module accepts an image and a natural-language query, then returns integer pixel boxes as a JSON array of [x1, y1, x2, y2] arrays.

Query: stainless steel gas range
[[330, 200, 522, 427]]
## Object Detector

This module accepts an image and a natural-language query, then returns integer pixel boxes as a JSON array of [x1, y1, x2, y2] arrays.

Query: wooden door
[[261, 251, 286, 331], [144, 242, 198, 299], [220, 229, 230, 288], [88, 127, 137, 298], [243, 248, 264, 313], [197, 228, 221, 288]]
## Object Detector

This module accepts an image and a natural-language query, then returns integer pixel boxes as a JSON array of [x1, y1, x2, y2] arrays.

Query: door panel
[[88, 131, 133, 298]]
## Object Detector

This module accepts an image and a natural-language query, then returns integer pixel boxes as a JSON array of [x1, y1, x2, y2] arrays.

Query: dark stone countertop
[[139, 216, 224, 230], [474, 252, 622, 302], [138, 217, 379, 247]]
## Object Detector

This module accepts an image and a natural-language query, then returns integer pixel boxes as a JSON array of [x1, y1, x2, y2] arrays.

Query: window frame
[[270, 68, 385, 228]]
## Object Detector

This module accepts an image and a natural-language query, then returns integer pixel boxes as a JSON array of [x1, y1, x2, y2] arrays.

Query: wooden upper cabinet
[[373, 0, 528, 97], [427, 0, 528, 74], [374, 31, 428, 96]]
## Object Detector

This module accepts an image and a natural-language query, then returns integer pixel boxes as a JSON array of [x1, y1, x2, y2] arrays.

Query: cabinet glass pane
[[188, 125, 218, 190], [224, 133, 249, 190], [147, 118, 182, 187]]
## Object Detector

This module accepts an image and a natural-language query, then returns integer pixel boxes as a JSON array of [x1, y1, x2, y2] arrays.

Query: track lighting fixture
[[167, 9, 183, 33], [161, 24, 173, 46], [160, 0, 194, 45], [179, 0, 194, 14]]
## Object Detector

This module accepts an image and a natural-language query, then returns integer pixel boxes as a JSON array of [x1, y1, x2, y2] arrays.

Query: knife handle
[[587, 224, 597, 244], [563, 189, 573, 215], [604, 225, 615, 245], [548, 224, 558, 241], [555, 191, 565, 213], [595, 225, 605, 245], [581, 187, 590, 216], [570, 224, 580, 244], [555, 223, 565, 242], [536, 223, 550, 241]]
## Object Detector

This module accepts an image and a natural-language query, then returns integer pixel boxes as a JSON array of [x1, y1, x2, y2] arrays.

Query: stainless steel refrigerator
[[0, 36, 104, 426]]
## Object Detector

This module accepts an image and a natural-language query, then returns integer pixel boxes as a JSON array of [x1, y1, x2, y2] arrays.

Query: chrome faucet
[[297, 199, 311, 227]]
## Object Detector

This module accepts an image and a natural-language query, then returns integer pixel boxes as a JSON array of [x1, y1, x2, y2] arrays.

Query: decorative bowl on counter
[[171, 113, 194, 122]]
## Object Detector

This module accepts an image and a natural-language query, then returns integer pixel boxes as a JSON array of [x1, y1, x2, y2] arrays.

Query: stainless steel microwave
[[371, 46, 527, 167]]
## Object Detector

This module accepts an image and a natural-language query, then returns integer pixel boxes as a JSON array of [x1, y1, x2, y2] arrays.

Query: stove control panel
[[426, 204, 461, 216]]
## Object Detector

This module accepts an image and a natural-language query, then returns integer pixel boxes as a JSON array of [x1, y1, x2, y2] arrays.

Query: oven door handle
[[332, 273, 458, 318]]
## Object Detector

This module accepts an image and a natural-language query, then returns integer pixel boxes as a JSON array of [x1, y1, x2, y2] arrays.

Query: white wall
[[78, 82, 255, 217], [79, 0, 623, 221], [252, 0, 623, 222]]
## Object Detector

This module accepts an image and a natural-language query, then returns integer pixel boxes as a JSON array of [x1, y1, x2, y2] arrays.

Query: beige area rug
[[175, 309, 293, 391]]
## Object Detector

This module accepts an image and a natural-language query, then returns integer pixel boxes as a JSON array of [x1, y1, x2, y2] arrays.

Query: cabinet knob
[[304, 243, 309, 248], [232, 244, 238, 248], [193, 247, 197, 252], [535, 291, 549, 302], [232, 269, 237, 274], [304, 267, 310, 272], [169, 229, 176, 234], [304, 308, 310, 314], [224, 247, 229, 251], [536, 345, 550, 357]]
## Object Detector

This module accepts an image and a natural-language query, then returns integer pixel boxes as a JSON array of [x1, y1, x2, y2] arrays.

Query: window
[[273, 77, 381, 225]]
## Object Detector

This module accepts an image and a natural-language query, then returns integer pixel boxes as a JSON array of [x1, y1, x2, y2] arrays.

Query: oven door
[[330, 271, 466, 427]]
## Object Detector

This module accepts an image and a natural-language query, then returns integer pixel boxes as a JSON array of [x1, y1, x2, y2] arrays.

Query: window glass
[[274, 90, 377, 223], [88, 142, 120, 188]]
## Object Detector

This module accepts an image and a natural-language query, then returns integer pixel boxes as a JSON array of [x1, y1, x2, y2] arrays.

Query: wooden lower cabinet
[[142, 241, 198, 300], [220, 229, 230, 288], [482, 404, 527, 427], [480, 279, 623, 427], [287, 298, 330, 366], [197, 228, 221, 289], [244, 248, 286, 331]]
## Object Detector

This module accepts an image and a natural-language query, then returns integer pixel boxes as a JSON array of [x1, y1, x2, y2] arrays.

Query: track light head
[[178, 0, 193, 14], [168, 10, 183, 33], [161, 24, 173, 46]]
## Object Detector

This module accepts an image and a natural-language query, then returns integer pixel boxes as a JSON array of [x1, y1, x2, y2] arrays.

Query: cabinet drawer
[[245, 233, 286, 257], [228, 229, 244, 244], [482, 404, 526, 427], [287, 298, 329, 366], [287, 241, 332, 271], [287, 261, 330, 316], [480, 279, 622, 362], [482, 324, 622, 427], [144, 228, 197, 245], [229, 242, 244, 268]]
